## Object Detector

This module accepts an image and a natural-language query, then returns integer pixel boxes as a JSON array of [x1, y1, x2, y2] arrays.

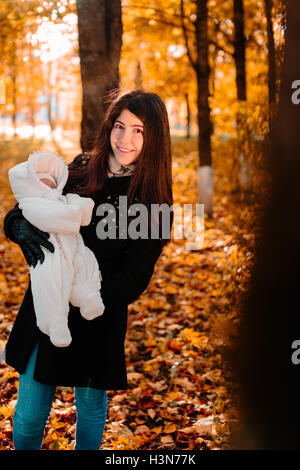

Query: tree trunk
[[233, 0, 246, 101], [0, 79, 5, 105], [10, 43, 17, 138], [11, 67, 17, 138], [76, 0, 122, 152], [264, 0, 277, 135], [184, 92, 191, 139], [180, 0, 213, 215], [195, 0, 212, 168], [134, 60, 143, 89], [195, 0, 213, 217], [28, 100, 36, 137], [232, 0, 251, 194], [44, 62, 55, 135], [265, 0, 276, 105], [234, 0, 300, 449], [27, 41, 37, 138], [46, 94, 55, 133]]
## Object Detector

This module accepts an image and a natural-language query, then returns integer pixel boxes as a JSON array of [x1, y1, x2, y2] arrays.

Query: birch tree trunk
[[232, 0, 252, 194], [195, 0, 213, 217], [180, 0, 213, 217]]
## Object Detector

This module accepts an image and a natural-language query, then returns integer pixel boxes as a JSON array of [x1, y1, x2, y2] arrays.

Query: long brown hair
[[67, 89, 173, 246]]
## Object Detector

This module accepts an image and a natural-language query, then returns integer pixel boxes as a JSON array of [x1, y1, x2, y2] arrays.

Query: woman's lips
[[117, 145, 134, 153]]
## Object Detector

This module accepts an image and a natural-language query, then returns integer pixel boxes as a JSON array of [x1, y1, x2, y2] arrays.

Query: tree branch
[[180, 0, 197, 70], [122, 3, 185, 20], [209, 40, 234, 57], [124, 12, 195, 33]]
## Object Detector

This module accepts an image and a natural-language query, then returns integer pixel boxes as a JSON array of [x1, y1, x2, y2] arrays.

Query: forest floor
[[0, 135, 267, 450]]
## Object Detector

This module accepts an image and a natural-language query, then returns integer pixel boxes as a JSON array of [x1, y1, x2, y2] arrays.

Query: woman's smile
[[116, 145, 135, 153]]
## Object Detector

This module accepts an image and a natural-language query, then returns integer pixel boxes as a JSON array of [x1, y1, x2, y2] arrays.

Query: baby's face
[[39, 177, 56, 189]]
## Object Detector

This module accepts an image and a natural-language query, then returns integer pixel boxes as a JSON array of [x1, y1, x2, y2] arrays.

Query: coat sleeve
[[99, 237, 163, 307], [3, 203, 23, 240]]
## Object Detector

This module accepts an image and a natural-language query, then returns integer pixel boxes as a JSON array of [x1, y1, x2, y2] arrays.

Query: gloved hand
[[9, 216, 55, 267]]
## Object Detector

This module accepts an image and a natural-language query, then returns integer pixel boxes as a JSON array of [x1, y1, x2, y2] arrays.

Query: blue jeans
[[13, 342, 108, 450]]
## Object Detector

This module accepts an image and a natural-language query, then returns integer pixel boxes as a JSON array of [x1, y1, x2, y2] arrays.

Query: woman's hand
[[9, 217, 55, 267]]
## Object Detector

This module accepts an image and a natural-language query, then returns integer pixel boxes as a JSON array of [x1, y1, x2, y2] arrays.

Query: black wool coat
[[2, 154, 165, 390]]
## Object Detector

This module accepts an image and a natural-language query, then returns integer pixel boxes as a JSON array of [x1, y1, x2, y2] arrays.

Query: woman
[[2, 89, 173, 450]]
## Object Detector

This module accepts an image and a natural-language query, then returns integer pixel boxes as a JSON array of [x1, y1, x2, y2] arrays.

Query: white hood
[[8, 151, 69, 201]]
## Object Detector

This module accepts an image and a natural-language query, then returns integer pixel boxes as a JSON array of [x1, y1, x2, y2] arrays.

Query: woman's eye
[[114, 124, 143, 134]]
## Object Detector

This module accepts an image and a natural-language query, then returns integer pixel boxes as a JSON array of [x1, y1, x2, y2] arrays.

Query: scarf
[[107, 152, 137, 177]]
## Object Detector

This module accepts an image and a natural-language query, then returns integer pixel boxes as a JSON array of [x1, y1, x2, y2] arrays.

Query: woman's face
[[110, 109, 144, 165]]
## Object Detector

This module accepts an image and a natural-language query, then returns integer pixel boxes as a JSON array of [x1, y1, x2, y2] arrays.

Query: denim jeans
[[12, 341, 108, 450]]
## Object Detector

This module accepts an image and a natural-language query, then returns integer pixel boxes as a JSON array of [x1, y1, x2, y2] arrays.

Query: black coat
[[3, 154, 166, 390]]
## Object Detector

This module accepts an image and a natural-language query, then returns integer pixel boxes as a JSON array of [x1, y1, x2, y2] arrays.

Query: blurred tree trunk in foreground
[[76, 0, 122, 152], [234, 0, 300, 449], [265, 0, 277, 134]]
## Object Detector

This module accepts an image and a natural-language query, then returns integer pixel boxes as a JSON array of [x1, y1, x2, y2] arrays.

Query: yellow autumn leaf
[[179, 328, 208, 348], [152, 426, 163, 434], [166, 285, 176, 294], [164, 422, 177, 433], [145, 335, 157, 347], [171, 274, 183, 283], [165, 391, 179, 401], [0, 406, 14, 420]]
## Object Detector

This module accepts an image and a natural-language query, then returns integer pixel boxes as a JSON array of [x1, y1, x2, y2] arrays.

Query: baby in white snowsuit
[[8, 151, 105, 348]]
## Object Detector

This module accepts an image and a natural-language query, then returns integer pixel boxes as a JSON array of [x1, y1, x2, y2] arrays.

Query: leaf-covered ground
[[0, 137, 266, 450]]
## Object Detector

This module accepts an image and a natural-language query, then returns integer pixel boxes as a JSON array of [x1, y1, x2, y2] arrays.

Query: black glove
[[9, 216, 55, 267]]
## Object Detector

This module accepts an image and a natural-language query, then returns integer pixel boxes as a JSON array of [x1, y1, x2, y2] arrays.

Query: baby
[[8, 151, 105, 348], [38, 172, 57, 189]]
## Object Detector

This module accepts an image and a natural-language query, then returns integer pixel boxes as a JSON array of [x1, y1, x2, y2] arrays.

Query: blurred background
[[0, 0, 285, 194]]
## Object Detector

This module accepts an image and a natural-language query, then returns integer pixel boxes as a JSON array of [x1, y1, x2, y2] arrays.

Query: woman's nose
[[118, 128, 133, 144]]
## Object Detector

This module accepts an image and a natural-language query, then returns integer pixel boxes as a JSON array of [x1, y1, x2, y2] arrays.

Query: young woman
[[2, 89, 173, 450]]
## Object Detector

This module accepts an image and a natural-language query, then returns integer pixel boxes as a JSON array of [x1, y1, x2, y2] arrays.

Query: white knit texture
[[8, 151, 105, 348]]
